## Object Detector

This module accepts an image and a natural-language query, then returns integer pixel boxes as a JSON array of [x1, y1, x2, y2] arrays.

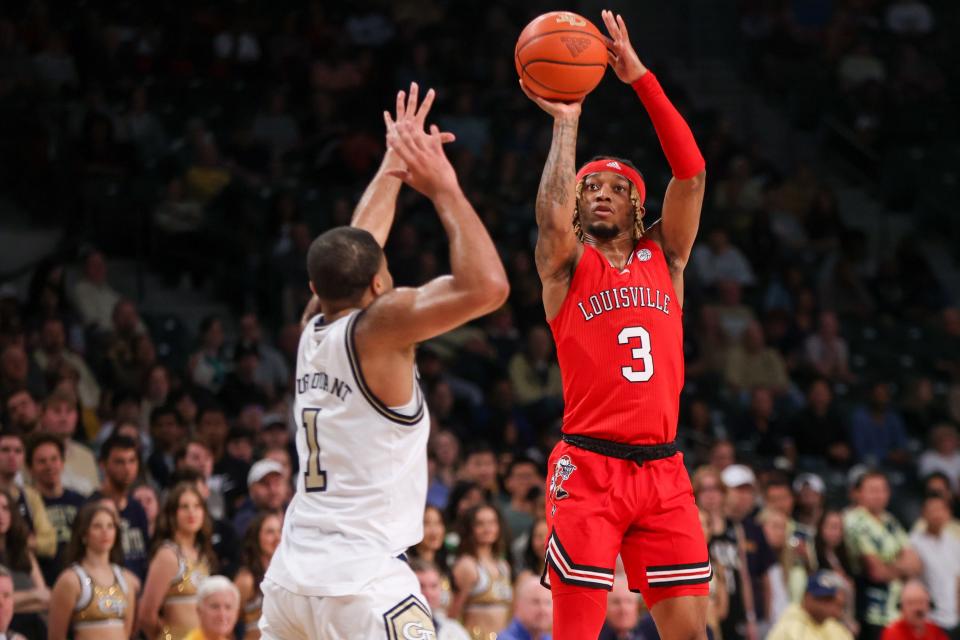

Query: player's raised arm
[[350, 82, 454, 247], [602, 10, 706, 277], [359, 117, 509, 348], [520, 81, 584, 286]]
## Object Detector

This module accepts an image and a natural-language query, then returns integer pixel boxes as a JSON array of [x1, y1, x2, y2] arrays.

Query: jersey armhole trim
[[547, 243, 594, 328], [345, 311, 425, 426]]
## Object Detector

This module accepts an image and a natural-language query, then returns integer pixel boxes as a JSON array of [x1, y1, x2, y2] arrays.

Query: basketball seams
[[520, 65, 606, 95], [514, 29, 608, 60]]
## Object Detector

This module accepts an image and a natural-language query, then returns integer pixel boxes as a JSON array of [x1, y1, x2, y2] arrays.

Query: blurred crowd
[[0, 0, 958, 639]]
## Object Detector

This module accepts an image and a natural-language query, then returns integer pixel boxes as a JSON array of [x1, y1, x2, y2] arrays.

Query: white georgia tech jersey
[[266, 309, 429, 596]]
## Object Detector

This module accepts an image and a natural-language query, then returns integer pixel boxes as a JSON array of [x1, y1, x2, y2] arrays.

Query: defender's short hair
[[307, 227, 383, 301]]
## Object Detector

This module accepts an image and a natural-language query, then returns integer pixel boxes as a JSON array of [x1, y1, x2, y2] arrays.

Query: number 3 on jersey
[[618, 326, 653, 382], [301, 408, 327, 492]]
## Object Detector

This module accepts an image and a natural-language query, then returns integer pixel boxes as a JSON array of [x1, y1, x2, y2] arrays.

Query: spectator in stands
[[232, 459, 286, 538], [790, 380, 852, 469], [850, 382, 910, 468], [2, 388, 40, 433], [918, 424, 960, 492], [233, 510, 280, 640], [412, 558, 470, 640], [183, 137, 231, 207], [0, 431, 56, 559], [507, 325, 561, 409], [218, 344, 270, 417], [47, 502, 136, 640], [767, 571, 853, 640], [498, 574, 552, 640], [880, 580, 947, 640], [188, 316, 228, 394], [805, 312, 854, 383], [692, 229, 756, 288], [513, 516, 547, 582], [460, 442, 501, 502], [93, 389, 144, 452], [820, 257, 875, 320], [450, 504, 512, 638], [844, 471, 922, 640], [723, 463, 776, 637], [146, 404, 186, 489], [0, 565, 26, 640], [908, 493, 960, 635], [758, 507, 805, 624], [27, 433, 85, 584], [187, 575, 241, 640], [132, 483, 159, 539], [92, 435, 150, 582], [408, 505, 451, 613], [794, 473, 827, 533], [138, 482, 215, 640], [735, 387, 791, 463], [169, 467, 237, 576], [103, 300, 147, 390], [500, 456, 541, 545], [236, 312, 289, 392], [902, 378, 950, 441], [725, 321, 792, 396], [814, 510, 857, 632], [70, 250, 122, 333], [33, 317, 101, 410], [0, 344, 45, 400], [176, 436, 224, 518], [598, 577, 641, 640], [0, 488, 49, 637], [697, 508, 730, 639], [912, 473, 960, 540], [715, 280, 758, 344], [40, 384, 100, 495]]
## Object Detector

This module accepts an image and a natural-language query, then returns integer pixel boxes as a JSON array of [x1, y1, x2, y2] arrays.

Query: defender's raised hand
[[384, 119, 459, 200], [383, 82, 455, 144], [601, 10, 648, 84]]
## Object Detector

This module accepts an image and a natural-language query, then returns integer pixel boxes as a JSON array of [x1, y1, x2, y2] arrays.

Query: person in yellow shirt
[[768, 571, 854, 640], [184, 576, 240, 640]]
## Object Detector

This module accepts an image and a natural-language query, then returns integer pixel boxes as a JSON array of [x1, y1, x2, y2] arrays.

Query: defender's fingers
[[415, 88, 436, 123], [406, 82, 419, 118], [395, 90, 406, 120]]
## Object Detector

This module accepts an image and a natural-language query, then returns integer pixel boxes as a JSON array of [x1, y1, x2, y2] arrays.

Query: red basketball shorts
[[541, 441, 711, 609]]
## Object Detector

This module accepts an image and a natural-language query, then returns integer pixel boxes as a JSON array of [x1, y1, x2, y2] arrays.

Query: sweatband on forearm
[[632, 72, 705, 180]]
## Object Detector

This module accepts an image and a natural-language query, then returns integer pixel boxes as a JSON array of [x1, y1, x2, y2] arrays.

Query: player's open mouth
[[593, 206, 613, 216]]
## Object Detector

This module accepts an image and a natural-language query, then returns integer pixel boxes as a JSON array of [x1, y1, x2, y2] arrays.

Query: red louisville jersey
[[548, 238, 683, 445]]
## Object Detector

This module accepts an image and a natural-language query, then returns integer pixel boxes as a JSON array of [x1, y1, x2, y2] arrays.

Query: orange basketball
[[515, 11, 608, 102]]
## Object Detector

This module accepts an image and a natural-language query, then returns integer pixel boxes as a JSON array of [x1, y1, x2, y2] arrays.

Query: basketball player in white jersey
[[260, 84, 510, 640]]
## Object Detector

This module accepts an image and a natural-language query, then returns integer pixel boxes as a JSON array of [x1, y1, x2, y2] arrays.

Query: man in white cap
[[722, 464, 776, 639], [232, 459, 286, 537]]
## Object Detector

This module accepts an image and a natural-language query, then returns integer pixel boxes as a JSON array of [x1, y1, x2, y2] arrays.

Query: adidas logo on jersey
[[606, 161, 621, 169]]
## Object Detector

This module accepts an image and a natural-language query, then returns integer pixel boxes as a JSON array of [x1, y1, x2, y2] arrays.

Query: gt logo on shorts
[[549, 455, 577, 501], [383, 595, 435, 640]]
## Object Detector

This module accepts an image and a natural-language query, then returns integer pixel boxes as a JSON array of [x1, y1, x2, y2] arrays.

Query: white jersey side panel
[[265, 310, 429, 596]]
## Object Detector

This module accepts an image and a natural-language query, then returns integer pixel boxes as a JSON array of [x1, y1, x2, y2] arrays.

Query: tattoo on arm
[[536, 119, 577, 224]]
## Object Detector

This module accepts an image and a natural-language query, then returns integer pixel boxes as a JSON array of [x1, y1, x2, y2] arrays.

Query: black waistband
[[561, 433, 677, 465]]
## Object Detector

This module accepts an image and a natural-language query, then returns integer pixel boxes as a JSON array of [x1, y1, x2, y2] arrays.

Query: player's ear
[[308, 280, 317, 296]]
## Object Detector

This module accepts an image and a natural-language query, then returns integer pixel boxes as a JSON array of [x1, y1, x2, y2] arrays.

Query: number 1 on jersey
[[618, 326, 654, 382], [301, 408, 327, 492]]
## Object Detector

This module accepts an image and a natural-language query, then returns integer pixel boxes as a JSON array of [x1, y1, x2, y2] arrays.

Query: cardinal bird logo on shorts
[[549, 455, 577, 502]]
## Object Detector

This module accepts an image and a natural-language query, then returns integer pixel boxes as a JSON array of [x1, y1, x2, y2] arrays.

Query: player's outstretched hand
[[519, 78, 582, 120], [384, 119, 459, 201], [601, 10, 648, 84], [383, 82, 455, 144]]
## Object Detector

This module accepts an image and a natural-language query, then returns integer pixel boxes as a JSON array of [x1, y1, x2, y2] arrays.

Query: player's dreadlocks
[[572, 156, 646, 242]]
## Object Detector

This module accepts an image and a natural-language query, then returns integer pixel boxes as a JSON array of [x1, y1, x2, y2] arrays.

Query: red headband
[[576, 159, 646, 205]]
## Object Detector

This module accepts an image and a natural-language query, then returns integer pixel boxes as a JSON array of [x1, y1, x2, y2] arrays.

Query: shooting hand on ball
[[601, 10, 648, 84], [518, 78, 582, 121]]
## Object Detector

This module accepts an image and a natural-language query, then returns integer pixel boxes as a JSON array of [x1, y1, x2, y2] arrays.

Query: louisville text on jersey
[[576, 286, 673, 322]]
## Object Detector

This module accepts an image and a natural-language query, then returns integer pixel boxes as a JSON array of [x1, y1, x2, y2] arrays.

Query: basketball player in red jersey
[[520, 10, 711, 640]]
